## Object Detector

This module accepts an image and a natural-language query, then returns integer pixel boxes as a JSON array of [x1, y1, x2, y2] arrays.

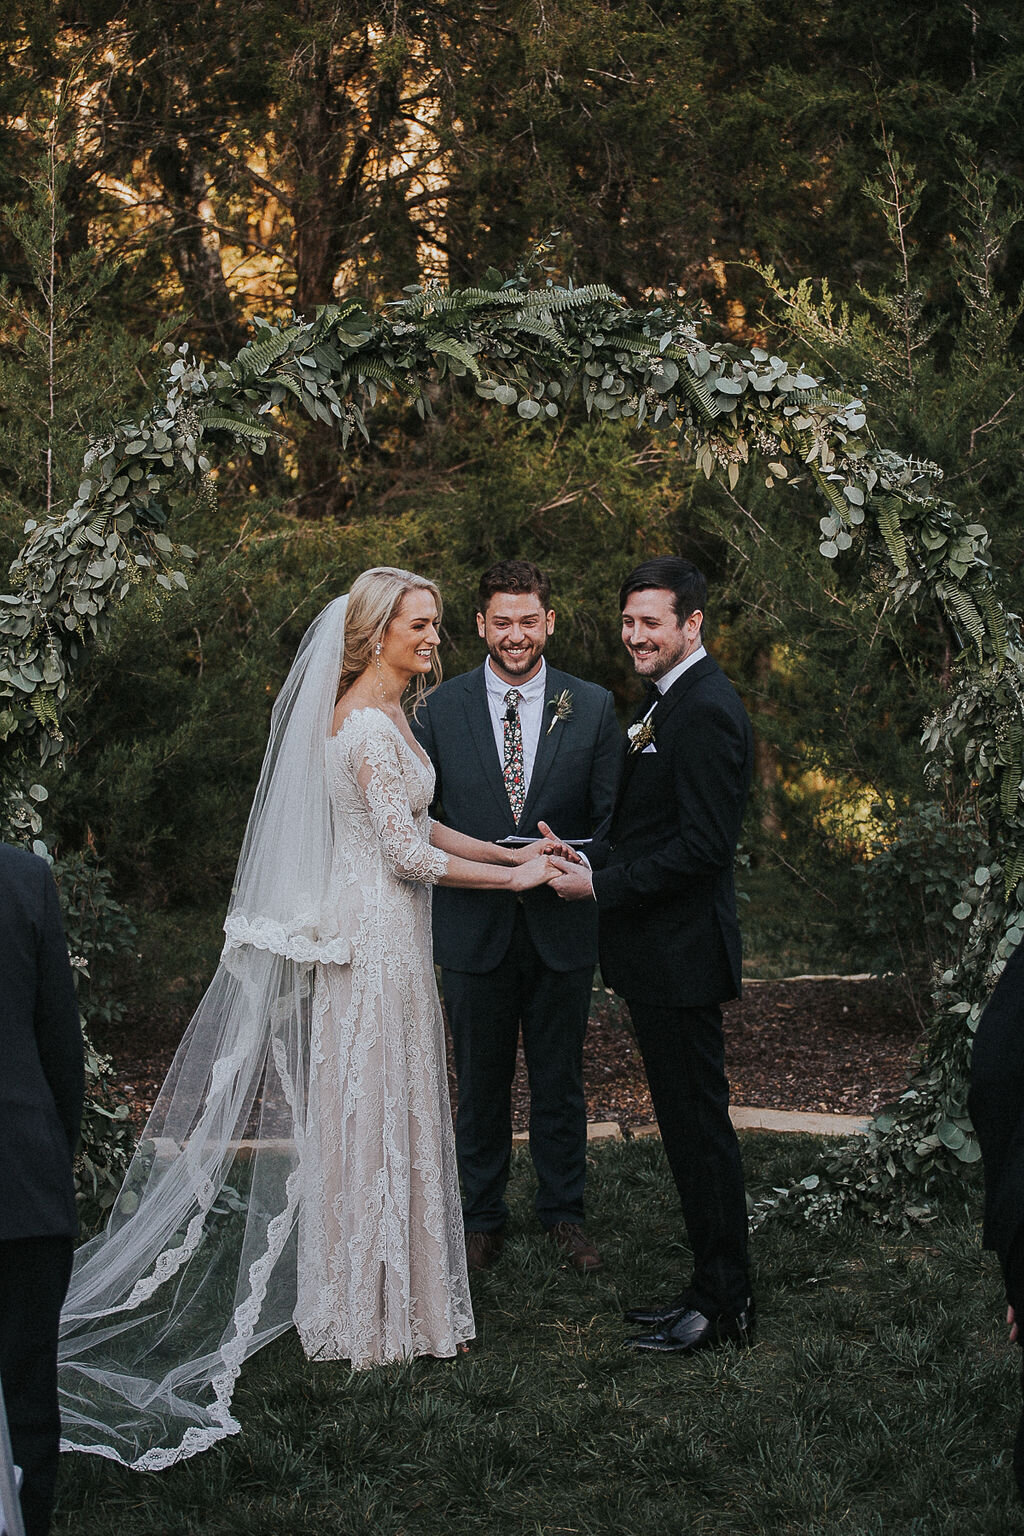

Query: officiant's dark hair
[[619, 557, 707, 628], [477, 559, 551, 614]]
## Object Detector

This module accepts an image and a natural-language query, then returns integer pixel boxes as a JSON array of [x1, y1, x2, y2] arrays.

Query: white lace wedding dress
[[295, 707, 473, 1366], [58, 597, 472, 1469]]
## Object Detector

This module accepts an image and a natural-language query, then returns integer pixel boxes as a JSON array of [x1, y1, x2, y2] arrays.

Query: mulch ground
[[573, 976, 922, 1130], [98, 975, 922, 1135]]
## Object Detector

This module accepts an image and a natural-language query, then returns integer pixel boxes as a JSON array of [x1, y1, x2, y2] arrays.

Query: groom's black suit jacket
[[414, 663, 620, 973], [592, 654, 753, 1008], [0, 843, 84, 1241]]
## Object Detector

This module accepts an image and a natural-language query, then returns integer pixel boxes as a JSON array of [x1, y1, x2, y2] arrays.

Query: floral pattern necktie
[[503, 688, 525, 822]]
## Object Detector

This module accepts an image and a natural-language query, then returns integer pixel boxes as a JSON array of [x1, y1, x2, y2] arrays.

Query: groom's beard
[[628, 634, 691, 680]]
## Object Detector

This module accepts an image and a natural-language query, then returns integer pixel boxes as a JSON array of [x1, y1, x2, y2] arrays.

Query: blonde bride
[[58, 567, 563, 1469]]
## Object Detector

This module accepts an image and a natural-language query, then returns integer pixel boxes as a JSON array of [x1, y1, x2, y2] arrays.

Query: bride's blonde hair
[[336, 566, 444, 710]]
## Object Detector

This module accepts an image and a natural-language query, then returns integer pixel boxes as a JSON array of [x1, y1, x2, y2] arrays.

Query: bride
[[58, 567, 561, 1469]]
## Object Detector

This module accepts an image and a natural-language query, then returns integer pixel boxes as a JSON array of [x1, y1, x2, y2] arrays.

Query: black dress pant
[[627, 999, 749, 1316], [442, 908, 592, 1231], [0, 1235, 74, 1536]]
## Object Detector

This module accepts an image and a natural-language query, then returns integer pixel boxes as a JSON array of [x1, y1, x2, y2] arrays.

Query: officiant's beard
[[486, 632, 547, 680]]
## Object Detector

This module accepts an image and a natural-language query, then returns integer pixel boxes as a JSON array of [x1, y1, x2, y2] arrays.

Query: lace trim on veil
[[222, 911, 352, 966]]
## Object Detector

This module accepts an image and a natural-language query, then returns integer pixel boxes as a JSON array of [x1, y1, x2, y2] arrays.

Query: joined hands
[[511, 827, 583, 865], [504, 823, 594, 896], [540, 822, 595, 901]]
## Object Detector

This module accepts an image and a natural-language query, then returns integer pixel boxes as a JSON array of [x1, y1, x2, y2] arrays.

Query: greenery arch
[[3, 264, 1022, 1224]]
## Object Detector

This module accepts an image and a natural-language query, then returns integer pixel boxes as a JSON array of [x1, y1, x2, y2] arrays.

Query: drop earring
[[375, 641, 387, 703]]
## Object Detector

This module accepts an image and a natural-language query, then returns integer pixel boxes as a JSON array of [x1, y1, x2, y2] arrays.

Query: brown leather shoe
[[545, 1222, 603, 1274], [465, 1229, 505, 1273]]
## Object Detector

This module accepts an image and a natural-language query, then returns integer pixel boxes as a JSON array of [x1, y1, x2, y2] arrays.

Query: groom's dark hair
[[477, 559, 552, 614], [619, 557, 707, 627]]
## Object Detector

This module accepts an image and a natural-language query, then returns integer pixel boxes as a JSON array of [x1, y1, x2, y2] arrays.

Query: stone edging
[[511, 1107, 872, 1146]]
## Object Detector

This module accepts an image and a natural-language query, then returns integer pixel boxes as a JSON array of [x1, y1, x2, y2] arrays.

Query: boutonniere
[[627, 719, 656, 754], [546, 688, 574, 735]]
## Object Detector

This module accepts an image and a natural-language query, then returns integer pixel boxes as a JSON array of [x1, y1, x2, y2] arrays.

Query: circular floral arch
[[3, 271, 1022, 1222]]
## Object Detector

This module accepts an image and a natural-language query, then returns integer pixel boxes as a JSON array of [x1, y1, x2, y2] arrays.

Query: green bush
[[856, 802, 989, 1007], [53, 849, 138, 1234]]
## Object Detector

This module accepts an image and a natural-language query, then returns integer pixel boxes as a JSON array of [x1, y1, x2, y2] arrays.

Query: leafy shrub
[[856, 802, 989, 1016], [53, 849, 138, 1233]]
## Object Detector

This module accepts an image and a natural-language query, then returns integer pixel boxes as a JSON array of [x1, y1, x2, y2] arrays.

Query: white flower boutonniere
[[546, 688, 574, 735], [627, 719, 656, 754]]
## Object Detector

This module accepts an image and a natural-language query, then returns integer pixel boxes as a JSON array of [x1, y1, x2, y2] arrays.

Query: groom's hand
[[549, 856, 595, 902], [513, 821, 583, 864]]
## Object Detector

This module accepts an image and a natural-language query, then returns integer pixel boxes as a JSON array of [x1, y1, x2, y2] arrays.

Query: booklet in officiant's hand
[[497, 837, 592, 847]]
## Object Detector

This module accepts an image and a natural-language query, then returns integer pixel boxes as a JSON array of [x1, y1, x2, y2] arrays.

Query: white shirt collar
[[655, 644, 706, 695], [485, 656, 548, 703]]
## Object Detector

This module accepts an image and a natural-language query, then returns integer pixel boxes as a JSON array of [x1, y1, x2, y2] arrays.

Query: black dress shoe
[[626, 1299, 755, 1355], [623, 1294, 690, 1328]]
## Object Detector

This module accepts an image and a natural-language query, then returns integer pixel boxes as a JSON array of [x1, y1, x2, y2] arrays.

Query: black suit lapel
[[462, 666, 517, 828], [617, 655, 719, 797], [651, 653, 719, 733], [518, 666, 570, 831]]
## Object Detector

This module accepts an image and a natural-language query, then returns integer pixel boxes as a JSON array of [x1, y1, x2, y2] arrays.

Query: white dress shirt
[[484, 657, 548, 793], [652, 644, 706, 700]]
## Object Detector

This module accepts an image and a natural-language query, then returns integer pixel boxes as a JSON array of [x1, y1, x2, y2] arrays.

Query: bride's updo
[[336, 565, 444, 707]]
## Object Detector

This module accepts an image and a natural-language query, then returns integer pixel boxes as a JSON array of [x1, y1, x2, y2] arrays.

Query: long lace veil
[[59, 594, 349, 1469]]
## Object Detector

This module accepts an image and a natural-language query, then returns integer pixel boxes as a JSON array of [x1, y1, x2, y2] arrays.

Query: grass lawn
[[54, 1133, 1023, 1535]]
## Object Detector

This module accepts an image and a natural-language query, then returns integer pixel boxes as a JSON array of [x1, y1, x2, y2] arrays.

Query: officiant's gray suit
[[414, 664, 620, 1232]]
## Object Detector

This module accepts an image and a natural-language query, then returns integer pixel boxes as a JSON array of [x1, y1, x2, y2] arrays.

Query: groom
[[551, 556, 754, 1353], [414, 560, 620, 1273]]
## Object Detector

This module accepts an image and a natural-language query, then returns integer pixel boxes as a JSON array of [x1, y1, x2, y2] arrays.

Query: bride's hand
[[509, 855, 557, 892], [512, 821, 583, 865]]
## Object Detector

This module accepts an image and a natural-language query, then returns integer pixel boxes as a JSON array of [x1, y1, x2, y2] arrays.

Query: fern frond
[[794, 387, 858, 412], [425, 335, 482, 377], [68, 512, 110, 553], [874, 495, 909, 577], [30, 688, 58, 728], [419, 288, 506, 315], [198, 408, 277, 440], [791, 426, 817, 464], [941, 582, 987, 658], [502, 315, 571, 352], [233, 327, 302, 380], [812, 468, 854, 526], [1004, 846, 1024, 898], [519, 284, 620, 314], [979, 582, 1008, 663], [674, 366, 723, 421], [355, 357, 420, 396], [599, 332, 662, 358], [312, 301, 369, 342]]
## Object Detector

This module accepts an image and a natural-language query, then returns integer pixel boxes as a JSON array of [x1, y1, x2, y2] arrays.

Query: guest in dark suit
[[414, 560, 620, 1273], [0, 844, 84, 1535], [969, 939, 1024, 1499], [551, 556, 754, 1352]]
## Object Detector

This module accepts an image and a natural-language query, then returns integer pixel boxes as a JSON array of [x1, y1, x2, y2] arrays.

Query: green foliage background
[[3, 1, 1024, 1218]]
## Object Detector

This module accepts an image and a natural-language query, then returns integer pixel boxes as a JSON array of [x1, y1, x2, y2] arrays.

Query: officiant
[[414, 560, 620, 1274]]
